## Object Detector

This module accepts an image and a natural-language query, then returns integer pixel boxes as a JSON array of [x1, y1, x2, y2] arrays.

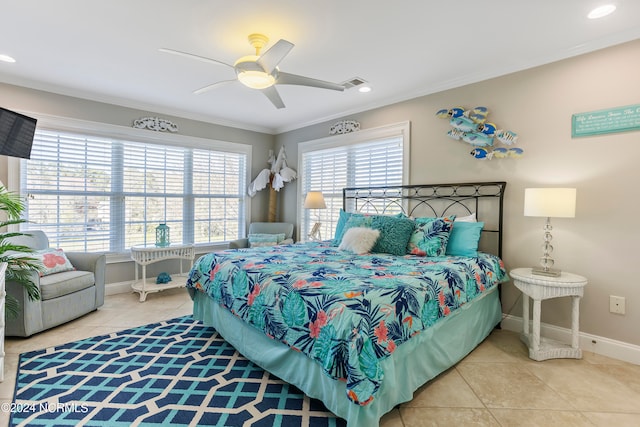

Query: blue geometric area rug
[[11, 315, 346, 427]]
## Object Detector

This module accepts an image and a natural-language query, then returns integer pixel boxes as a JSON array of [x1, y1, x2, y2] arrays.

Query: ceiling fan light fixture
[[234, 54, 276, 89], [237, 70, 276, 89]]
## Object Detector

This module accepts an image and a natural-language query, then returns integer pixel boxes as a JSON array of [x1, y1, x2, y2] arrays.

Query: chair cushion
[[39, 270, 95, 301]]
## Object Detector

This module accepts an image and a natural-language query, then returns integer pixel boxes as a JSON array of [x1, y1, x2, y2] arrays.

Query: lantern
[[155, 223, 170, 247]]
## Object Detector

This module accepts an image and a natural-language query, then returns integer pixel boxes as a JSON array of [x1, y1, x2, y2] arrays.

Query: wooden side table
[[510, 268, 588, 361], [131, 244, 195, 302]]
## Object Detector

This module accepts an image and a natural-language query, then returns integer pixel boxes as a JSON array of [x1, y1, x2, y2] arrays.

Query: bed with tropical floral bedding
[[187, 182, 507, 426], [185, 240, 507, 407]]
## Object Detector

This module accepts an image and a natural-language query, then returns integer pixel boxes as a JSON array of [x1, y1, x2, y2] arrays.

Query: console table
[[131, 244, 195, 302], [510, 268, 587, 361]]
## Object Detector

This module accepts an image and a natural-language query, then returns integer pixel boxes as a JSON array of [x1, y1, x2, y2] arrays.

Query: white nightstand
[[510, 268, 588, 361]]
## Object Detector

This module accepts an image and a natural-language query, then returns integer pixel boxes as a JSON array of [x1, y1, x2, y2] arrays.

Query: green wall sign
[[572, 104, 640, 137]]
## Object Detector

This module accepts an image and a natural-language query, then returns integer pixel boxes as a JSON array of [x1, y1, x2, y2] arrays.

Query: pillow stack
[[333, 209, 484, 257]]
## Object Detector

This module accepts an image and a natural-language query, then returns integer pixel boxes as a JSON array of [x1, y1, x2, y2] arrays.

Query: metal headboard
[[343, 182, 507, 257]]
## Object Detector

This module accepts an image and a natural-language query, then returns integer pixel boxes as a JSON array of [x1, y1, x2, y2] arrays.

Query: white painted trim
[[501, 314, 640, 365]]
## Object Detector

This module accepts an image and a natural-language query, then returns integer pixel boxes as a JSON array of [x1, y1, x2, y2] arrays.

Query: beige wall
[[0, 83, 276, 283], [277, 39, 640, 347], [1, 39, 638, 347]]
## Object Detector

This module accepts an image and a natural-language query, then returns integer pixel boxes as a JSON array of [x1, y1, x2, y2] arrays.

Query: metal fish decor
[[435, 106, 522, 159]]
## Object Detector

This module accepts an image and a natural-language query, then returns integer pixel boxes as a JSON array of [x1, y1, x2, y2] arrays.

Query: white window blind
[[299, 122, 408, 241], [21, 129, 247, 252]]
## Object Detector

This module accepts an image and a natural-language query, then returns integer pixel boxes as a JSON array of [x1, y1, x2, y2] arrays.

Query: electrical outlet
[[609, 295, 626, 314]]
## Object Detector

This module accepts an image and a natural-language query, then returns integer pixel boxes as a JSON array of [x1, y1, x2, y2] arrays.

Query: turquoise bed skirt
[[191, 285, 501, 427]]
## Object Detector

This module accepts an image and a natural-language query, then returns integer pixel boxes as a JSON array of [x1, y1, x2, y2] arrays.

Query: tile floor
[[2, 288, 639, 427]]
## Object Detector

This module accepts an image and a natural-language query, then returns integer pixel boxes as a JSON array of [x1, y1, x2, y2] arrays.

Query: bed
[[186, 181, 507, 427]]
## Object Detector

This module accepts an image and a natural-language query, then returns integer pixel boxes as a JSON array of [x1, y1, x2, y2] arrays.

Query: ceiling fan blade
[[261, 86, 285, 109], [159, 48, 234, 69], [257, 39, 294, 74], [277, 72, 345, 91], [193, 79, 237, 95]]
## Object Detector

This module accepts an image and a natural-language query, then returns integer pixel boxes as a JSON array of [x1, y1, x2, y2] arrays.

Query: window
[[20, 126, 249, 253], [298, 121, 409, 241]]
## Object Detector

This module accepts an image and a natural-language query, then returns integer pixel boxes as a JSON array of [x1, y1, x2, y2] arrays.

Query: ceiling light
[[358, 86, 372, 93], [234, 54, 276, 89], [588, 4, 616, 19], [237, 70, 276, 89], [0, 54, 16, 63]]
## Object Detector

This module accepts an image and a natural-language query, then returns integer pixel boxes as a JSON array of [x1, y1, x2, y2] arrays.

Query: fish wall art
[[435, 106, 522, 160]]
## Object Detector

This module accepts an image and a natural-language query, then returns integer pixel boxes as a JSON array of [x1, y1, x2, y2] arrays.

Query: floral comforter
[[186, 241, 506, 406]]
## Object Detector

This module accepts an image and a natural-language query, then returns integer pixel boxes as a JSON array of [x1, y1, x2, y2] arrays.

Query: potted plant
[[0, 185, 41, 318]]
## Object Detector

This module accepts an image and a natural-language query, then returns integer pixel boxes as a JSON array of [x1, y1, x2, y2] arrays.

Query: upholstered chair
[[5, 230, 106, 337]]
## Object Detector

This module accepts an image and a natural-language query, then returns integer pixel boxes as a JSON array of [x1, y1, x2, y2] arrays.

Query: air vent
[[341, 77, 368, 90]]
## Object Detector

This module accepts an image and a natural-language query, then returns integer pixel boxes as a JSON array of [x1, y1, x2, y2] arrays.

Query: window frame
[[297, 121, 410, 241], [7, 114, 252, 261]]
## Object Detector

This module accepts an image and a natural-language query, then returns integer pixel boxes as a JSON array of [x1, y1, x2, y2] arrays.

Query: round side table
[[510, 268, 588, 361]]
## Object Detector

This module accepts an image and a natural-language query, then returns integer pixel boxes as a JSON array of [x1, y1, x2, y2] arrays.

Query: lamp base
[[531, 266, 562, 277], [308, 222, 322, 241]]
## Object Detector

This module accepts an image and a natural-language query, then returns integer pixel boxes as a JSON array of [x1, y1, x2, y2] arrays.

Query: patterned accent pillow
[[369, 215, 415, 256], [34, 248, 75, 276], [342, 214, 415, 256], [248, 233, 286, 248], [407, 216, 456, 257]]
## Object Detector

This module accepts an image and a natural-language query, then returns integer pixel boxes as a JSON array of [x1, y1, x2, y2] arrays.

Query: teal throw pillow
[[446, 221, 484, 257], [340, 214, 414, 256], [333, 210, 363, 246], [407, 216, 456, 257], [369, 215, 415, 256]]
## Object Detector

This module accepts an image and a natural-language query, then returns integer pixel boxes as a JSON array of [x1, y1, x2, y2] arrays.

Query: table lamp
[[304, 191, 326, 240], [524, 188, 576, 277]]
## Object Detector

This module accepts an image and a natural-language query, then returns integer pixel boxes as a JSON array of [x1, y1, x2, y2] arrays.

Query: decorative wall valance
[[330, 120, 360, 135], [133, 117, 179, 133]]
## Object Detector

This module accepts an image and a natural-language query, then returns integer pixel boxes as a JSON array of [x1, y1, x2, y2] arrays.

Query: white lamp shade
[[304, 191, 326, 209], [524, 188, 576, 218]]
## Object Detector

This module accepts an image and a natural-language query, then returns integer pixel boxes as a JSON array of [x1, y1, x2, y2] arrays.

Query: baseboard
[[106, 281, 134, 296], [501, 314, 640, 366]]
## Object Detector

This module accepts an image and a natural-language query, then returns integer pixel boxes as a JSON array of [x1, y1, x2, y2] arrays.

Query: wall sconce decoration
[[133, 117, 179, 133], [435, 106, 521, 160]]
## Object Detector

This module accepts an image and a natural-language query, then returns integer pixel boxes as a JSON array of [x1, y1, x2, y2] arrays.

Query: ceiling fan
[[160, 33, 345, 109]]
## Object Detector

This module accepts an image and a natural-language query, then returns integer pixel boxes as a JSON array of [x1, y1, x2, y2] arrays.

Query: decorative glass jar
[[155, 223, 170, 247]]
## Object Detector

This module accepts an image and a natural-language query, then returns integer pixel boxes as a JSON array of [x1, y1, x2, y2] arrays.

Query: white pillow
[[455, 213, 477, 222], [339, 227, 380, 254]]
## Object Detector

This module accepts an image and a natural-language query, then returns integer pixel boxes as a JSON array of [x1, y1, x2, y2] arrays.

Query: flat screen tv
[[0, 107, 37, 159]]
